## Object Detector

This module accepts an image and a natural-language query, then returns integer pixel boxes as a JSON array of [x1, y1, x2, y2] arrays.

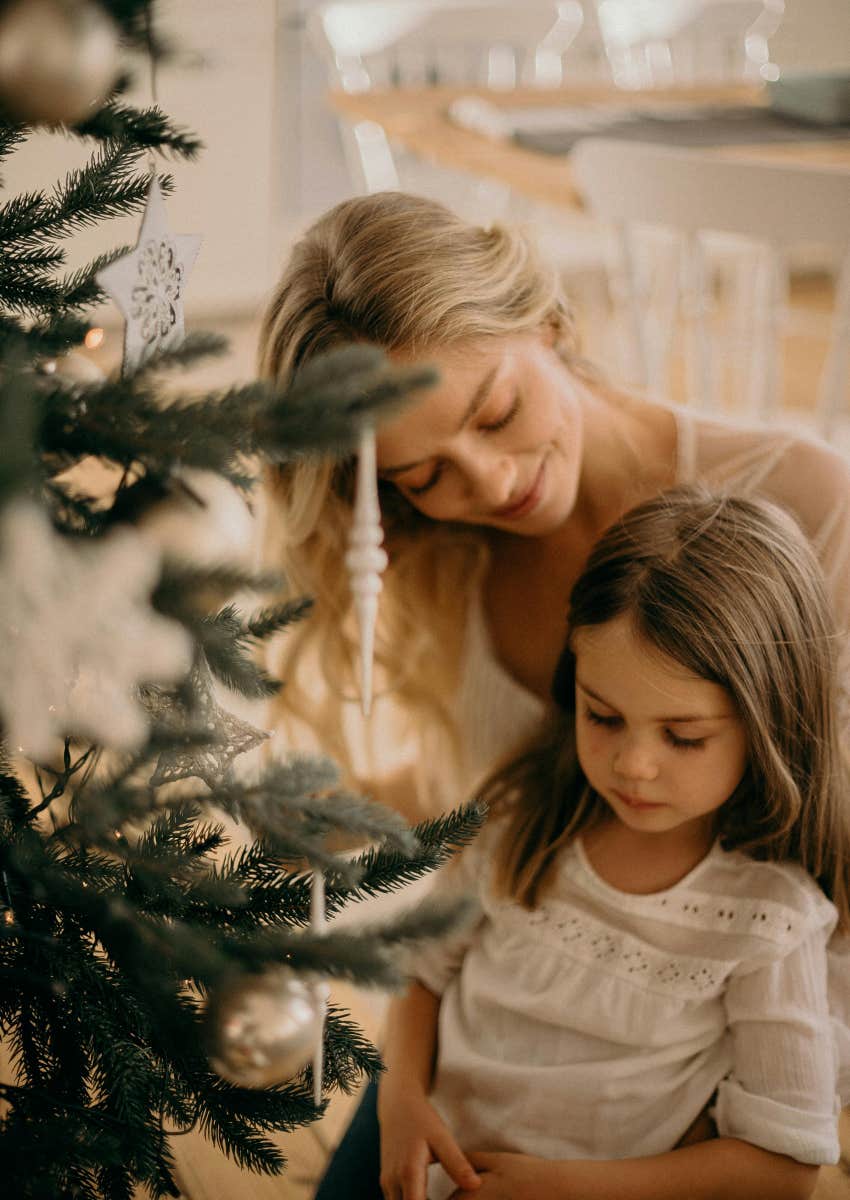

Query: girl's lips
[[493, 459, 546, 520], [613, 790, 664, 811]]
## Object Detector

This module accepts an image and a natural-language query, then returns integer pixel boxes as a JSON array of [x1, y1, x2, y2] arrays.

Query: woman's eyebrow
[[379, 365, 499, 478], [455, 364, 499, 432]]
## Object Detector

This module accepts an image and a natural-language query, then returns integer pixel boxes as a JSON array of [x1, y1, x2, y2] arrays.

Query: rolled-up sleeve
[[716, 909, 840, 1164]]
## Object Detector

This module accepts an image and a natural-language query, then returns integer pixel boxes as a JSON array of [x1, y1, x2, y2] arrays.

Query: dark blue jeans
[[314, 1078, 383, 1200]]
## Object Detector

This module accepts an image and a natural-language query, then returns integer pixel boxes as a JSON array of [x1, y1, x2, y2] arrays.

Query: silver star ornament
[[141, 655, 269, 790], [97, 177, 201, 374]]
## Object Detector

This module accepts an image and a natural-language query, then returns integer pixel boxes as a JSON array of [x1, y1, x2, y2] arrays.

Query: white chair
[[592, 0, 785, 89], [571, 138, 850, 438], [306, 0, 596, 204]]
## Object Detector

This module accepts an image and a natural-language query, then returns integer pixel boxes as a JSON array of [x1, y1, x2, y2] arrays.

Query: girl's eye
[[406, 462, 445, 496], [481, 393, 520, 433], [665, 729, 707, 751], [584, 706, 622, 729]]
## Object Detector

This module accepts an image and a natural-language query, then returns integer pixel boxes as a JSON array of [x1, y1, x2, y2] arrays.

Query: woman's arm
[[458, 1139, 817, 1200]]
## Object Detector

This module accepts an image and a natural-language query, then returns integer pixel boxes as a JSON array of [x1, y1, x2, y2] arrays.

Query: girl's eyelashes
[[665, 730, 707, 751], [583, 706, 708, 751], [584, 706, 621, 729]]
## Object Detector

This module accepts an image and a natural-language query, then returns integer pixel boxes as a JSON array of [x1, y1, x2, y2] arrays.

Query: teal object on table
[[768, 69, 850, 126]]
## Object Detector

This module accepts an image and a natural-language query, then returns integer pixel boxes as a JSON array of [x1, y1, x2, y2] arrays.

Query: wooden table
[[329, 82, 850, 212]]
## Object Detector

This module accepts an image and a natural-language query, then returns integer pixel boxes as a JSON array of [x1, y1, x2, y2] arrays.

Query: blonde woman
[[258, 192, 850, 1199], [259, 191, 850, 816]]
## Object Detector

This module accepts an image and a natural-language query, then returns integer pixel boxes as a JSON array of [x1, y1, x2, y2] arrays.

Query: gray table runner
[[513, 106, 850, 156]]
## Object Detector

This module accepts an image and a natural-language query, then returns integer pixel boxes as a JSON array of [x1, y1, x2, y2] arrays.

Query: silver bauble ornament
[[205, 967, 324, 1089], [0, 0, 120, 125]]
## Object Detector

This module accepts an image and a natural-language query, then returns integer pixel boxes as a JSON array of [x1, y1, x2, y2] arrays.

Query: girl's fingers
[[432, 1131, 481, 1191]]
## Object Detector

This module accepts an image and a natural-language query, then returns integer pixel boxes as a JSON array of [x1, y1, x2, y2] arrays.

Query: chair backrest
[[592, 0, 784, 88], [571, 137, 850, 436], [308, 1, 593, 202], [309, 1, 587, 93]]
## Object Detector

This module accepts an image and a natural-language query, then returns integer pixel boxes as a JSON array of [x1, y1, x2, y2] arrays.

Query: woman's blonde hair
[[258, 192, 584, 791], [487, 485, 850, 930]]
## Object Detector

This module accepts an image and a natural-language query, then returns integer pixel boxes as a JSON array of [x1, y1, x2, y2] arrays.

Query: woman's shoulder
[[675, 407, 850, 547], [678, 406, 849, 488]]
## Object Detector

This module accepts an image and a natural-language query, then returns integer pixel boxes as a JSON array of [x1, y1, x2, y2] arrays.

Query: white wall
[[7, 0, 849, 324], [9, 0, 282, 321]]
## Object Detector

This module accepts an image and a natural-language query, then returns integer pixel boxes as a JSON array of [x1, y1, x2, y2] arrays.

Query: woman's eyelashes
[[407, 464, 444, 496], [403, 394, 522, 496], [583, 706, 707, 751], [481, 392, 521, 433]]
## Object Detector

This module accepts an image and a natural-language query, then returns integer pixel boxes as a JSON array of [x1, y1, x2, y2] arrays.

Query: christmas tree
[[0, 3, 483, 1197]]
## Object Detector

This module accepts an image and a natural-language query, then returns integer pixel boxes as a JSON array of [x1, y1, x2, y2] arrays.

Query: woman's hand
[[378, 1088, 480, 1200]]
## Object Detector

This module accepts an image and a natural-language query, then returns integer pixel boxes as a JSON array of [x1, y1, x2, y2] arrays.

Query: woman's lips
[[493, 459, 546, 520]]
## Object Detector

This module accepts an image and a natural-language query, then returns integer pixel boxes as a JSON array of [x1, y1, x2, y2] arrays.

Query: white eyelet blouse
[[416, 822, 843, 1200]]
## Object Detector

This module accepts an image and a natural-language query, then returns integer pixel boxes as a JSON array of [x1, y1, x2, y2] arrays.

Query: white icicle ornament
[[205, 967, 325, 1089]]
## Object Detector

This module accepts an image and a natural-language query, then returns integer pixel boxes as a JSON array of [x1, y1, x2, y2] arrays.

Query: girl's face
[[376, 333, 583, 536], [573, 614, 749, 846]]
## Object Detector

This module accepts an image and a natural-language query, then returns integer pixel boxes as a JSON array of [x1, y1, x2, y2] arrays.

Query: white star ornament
[[97, 177, 201, 374]]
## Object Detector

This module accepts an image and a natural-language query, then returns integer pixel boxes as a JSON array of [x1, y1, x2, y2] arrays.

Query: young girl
[[376, 486, 850, 1200]]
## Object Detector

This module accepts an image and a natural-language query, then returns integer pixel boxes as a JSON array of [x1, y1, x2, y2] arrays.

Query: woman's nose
[[465, 452, 517, 509], [613, 737, 659, 782]]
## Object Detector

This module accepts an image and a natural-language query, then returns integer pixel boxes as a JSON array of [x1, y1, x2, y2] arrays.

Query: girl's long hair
[[258, 191, 591, 795], [487, 486, 850, 930]]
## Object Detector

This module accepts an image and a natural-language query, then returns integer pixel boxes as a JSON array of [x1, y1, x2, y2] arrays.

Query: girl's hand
[[378, 1090, 481, 1200], [448, 1151, 563, 1200]]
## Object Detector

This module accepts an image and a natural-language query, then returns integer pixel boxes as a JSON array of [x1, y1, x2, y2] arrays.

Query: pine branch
[[133, 330, 230, 372], [246, 598, 314, 641], [0, 123, 26, 162], [57, 243, 134, 311], [326, 801, 487, 909], [322, 1004, 384, 1092], [72, 103, 202, 159], [193, 605, 280, 699]]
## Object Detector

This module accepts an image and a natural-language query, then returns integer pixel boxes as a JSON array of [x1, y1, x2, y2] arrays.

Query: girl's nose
[[613, 738, 659, 782]]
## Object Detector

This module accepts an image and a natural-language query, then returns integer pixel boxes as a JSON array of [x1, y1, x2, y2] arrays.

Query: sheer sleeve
[[687, 418, 850, 726], [753, 436, 850, 724], [715, 893, 840, 1165]]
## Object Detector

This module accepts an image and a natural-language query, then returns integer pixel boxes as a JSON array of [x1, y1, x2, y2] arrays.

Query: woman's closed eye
[[406, 463, 445, 496], [399, 394, 521, 496], [480, 392, 520, 433]]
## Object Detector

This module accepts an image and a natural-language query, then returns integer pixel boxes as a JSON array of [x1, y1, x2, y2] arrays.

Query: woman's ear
[[540, 321, 558, 348]]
